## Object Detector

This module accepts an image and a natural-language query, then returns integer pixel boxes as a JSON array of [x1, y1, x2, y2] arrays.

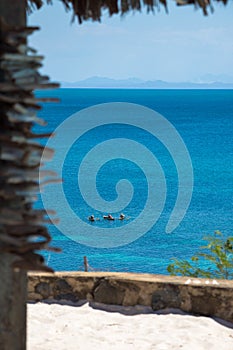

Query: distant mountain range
[[61, 76, 233, 89]]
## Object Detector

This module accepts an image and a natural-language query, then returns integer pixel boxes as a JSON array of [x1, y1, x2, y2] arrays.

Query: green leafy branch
[[167, 231, 233, 280]]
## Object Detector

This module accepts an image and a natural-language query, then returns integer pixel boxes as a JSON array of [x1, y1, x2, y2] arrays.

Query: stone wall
[[28, 272, 233, 322]]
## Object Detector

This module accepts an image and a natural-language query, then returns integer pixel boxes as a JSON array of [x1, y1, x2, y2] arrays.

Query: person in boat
[[119, 213, 125, 220], [88, 215, 95, 222], [103, 214, 115, 220]]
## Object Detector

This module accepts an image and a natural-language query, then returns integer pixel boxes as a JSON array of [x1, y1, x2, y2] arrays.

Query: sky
[[28, 1, 233, 83]]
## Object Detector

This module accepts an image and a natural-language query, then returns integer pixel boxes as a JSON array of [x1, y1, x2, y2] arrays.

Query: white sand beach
[[27, 302, 233, 350]]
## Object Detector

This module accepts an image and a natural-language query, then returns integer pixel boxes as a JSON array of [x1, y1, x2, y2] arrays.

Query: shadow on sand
[[27, 299, 233, 329]]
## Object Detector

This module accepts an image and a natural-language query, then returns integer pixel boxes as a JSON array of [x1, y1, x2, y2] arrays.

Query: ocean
[[35, 89, 233, 274]]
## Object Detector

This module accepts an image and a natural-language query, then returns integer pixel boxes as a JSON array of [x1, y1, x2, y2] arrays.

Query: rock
[[53, 278, 79, 302], [152, 284, 181, 310], [35, 282, 51, 299], [93, 279, 125, 305]]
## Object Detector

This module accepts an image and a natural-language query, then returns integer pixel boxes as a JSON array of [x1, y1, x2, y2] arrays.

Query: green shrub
[[167, 231, 233, 279]]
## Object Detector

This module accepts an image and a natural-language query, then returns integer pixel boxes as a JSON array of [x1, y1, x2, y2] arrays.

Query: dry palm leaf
[[0, 19, 60, 271], [27, 0, 229, 22]]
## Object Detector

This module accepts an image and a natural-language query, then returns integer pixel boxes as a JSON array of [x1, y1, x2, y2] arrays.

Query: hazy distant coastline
[[61, 76, 233, 89]]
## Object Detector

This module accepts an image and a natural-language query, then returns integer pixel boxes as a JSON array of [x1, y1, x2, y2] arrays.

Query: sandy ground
[[27, 301, 233, 350]]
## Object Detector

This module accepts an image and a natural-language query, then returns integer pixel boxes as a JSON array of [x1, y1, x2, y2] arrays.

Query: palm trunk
[[0, 1, 27, 349], [0, 255, 27, 349]]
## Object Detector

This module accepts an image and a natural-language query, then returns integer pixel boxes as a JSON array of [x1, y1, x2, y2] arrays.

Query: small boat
[[103, 214, 115, 220]]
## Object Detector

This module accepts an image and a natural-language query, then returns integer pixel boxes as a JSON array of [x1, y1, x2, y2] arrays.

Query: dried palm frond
[[27, 0, 229, 23], [0, 19, 60, 271]]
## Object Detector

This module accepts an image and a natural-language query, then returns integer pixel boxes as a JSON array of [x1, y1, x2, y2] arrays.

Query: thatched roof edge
[[27, 0, 229, 24]]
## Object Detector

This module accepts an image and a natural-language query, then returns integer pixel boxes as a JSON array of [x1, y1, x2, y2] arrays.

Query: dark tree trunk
[[0, 255, 27, 350], [0, 1, 27, 349], [0, 0, 26, 27]]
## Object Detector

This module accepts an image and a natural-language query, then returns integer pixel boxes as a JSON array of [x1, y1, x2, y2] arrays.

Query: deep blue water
[[35, 89, 233, 274]]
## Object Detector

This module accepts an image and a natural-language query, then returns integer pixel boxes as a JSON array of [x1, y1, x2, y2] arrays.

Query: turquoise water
[[36, 89, 233, 274]]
